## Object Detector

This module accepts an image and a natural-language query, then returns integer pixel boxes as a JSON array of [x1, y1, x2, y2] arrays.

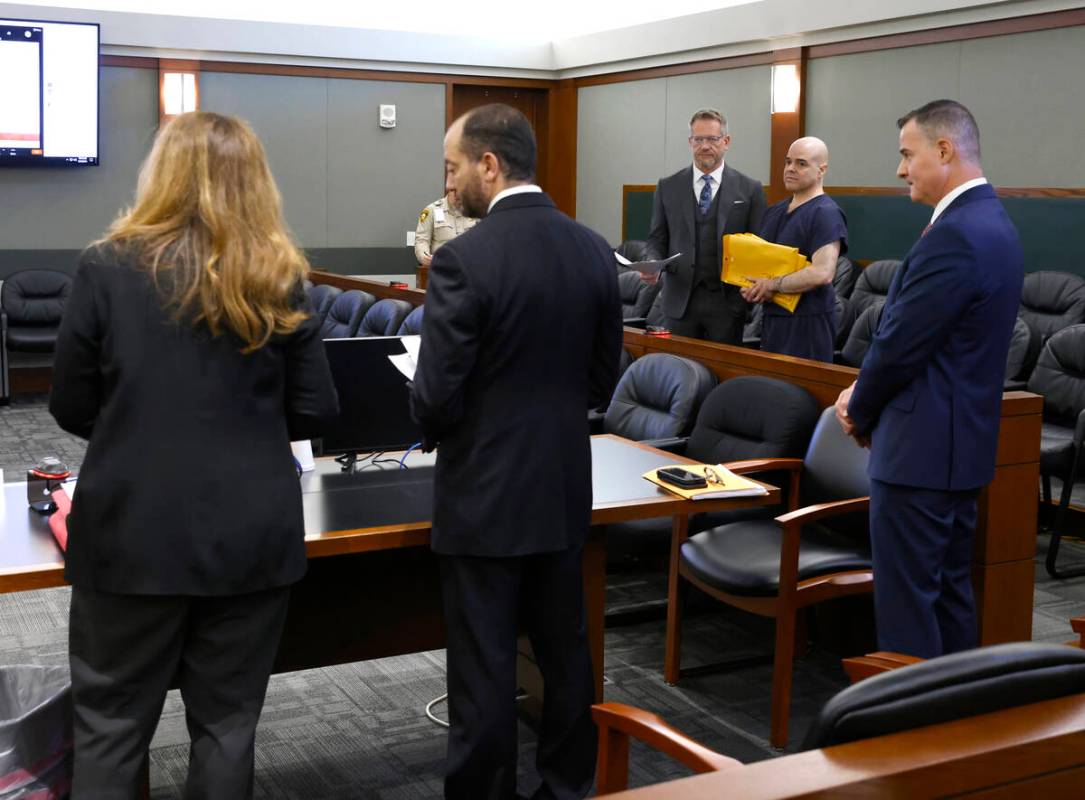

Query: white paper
[[614, 251, 682, 275], [389, 352, 416, 381], [401, 335, 421, 363]]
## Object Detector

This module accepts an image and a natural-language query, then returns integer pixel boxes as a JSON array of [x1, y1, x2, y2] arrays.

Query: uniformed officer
[[414, 189, 478, 266]]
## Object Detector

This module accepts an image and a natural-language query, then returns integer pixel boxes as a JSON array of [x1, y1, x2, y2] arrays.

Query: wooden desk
[[0, 435, 777, 701], [602, 691, 1085, 798], [622, 329, 1043, 646]]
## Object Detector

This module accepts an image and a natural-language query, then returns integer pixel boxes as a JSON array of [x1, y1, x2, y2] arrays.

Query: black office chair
[[592, 642, 1085, 794], [1027, 324, 1085, 578], [603, 353, 716, 446], [617, 269, 660, 323], [606, 377, 820, 560], [837, 301, 885, 368], [849, 259, 899, 317], [1003, 315, 1033, 390], [308, 283, 341, 325], [1019, 271, 1085, 378], [615, 240, 650, 263], [645, 292, 666, 330], [396, 304, 425, 336], [668, 405, 872, 747], [320, 290, 376, 339], [832, 255, 858, 301], [742, 303, 763, 349], [1, 269, 73, 402], [357, 298, 413, 337]]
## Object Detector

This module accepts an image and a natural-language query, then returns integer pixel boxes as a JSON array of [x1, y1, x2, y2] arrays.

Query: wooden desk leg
[[585, 525, 607, 702], [664, 515, 689, 685]]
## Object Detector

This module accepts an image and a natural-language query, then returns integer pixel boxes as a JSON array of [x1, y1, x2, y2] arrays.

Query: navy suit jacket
[[410, 192, 623, 557], [848, 183, 1023, 491], [645, 165, 766, 319]]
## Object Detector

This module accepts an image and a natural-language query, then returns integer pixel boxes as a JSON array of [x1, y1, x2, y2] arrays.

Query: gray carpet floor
[[3, 393, 1085, 798]]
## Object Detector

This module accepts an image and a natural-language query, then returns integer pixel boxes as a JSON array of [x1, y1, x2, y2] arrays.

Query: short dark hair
[[460, 103, 536, 181], [897, 99, 981, 163]]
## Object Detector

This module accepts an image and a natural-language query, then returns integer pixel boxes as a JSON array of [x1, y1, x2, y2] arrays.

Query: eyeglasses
[[703, 466, 725, 485], [689, 135, 725, 146]]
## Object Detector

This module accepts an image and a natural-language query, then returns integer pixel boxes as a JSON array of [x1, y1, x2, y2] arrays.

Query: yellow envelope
[[721, 233, 808, 313]]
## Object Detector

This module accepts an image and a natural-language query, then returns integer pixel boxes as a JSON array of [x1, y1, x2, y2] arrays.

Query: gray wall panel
[[806, 43, 962, 186], [200, 71, 329, 247], [960, 27, 1085, 187], [663, 67, 771, 182], [0, 66, 156, 250], [576, 79, 667, 245], [325, 79, 445, 248]]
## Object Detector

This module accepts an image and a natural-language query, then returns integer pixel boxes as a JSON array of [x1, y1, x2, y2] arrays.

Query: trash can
[[0, 665, 72, 799]]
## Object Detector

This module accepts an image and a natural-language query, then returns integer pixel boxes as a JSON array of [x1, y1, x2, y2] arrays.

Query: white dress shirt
[[488, 183, 543, 214], [692, 162, 725, 204], [930, 177, 988, 224]]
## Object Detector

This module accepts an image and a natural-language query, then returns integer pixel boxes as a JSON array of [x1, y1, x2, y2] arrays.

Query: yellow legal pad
[[643, 464, 769, 501], [721, 233, 808, 313]]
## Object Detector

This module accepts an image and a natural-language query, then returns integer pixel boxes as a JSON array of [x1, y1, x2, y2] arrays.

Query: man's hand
[[420, 253, 433, 267], [835, 381, 858, 436], [741, 276, 777, 303], [639, 269, 661, 285]]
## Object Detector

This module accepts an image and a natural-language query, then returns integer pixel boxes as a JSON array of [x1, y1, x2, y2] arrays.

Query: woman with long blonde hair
[[50, 111, 338, 798]]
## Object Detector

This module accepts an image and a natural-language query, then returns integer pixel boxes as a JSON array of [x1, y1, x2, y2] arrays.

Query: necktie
[[698, 175, 714, 216]]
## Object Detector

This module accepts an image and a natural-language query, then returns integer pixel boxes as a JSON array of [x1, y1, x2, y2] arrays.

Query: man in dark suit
[[835, 100, 1023, 658], [643, 108, 766, 344], [410, 104, 622, 800]]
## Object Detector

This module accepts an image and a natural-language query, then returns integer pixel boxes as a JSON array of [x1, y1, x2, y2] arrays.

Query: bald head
[[783, 136, 829, 200]]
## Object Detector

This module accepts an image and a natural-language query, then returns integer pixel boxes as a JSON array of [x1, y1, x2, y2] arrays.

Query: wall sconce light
[[160, 69, 199, 122], [771, 63, 800, 114]]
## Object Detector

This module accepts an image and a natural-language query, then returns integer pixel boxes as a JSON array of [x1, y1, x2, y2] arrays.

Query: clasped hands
[[835, 381, 871, 449], [740, 276, 779, 303]]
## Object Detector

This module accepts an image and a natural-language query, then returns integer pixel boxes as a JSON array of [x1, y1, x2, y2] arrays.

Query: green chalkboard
[[621, 186, 1085, 276]]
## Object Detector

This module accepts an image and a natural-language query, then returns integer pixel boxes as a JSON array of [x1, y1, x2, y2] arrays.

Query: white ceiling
[[2, 0, 1083, 77]]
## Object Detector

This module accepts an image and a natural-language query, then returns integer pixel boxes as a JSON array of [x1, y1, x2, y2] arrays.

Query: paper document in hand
[[720, 233, 806, 313], [643, 463, 769, 501], [388, 336, 419, 381], [614, 251, 683, 276]]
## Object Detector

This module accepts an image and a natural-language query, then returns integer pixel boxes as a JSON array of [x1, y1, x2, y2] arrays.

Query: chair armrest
[[776, 496, 869, 527], [592, 702, 742, 795], [723, 458, 804, 475], [622, 316, 648, 328], [1003, 379, 1028, 392], [641, 436, 689, 454], [1074, 409, 1085, 445], [842, 652, 924, 684], [1070, 616, 1085, 649], [742, 336, 761, 350]]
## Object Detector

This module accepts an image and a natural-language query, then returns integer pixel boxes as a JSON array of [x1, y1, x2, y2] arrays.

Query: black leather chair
[[308, 283, 341, 325], [742, 302, 762, 348], [667, 405, 872, 747], [320, 290, 376, 339], [1003, 315, 1033, 390], [617, 269, 660, 324], [832, 255, 857, 301], [849, 259, 899, 319], [603, 353, 716, 446], [837, 301, 884, 368], [396, 304, 425, 336], [606, 377, 820, 561], [1027, 324, 1085, 578], [1019, 271, 1085, 377], [645, 292, 666, 330], [589, 348, 637, 435], [592, 641, 1085, 794], [357, 298, 413, 337], [1, 270, 73, 401], [615, 240, 650, 263]]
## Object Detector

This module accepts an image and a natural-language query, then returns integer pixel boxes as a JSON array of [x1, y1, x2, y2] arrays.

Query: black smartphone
[[656, 467, 707, 489]]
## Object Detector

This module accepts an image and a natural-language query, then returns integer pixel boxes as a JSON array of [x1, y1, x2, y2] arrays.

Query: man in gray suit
[[644, 108, 767, 344]]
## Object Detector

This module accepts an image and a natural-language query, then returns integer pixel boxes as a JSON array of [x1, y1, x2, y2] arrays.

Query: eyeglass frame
[[688, 135, 727, 146], [703, 465, 725, 485]]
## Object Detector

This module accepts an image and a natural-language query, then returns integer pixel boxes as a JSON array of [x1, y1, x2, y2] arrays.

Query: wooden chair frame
[[664, 456, 873, 748]]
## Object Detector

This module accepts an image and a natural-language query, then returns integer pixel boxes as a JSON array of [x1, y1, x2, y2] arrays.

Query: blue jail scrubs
[[758, 194, 848, 362]]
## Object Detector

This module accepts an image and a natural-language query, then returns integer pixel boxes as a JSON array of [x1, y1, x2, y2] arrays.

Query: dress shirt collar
[[693, 162, 725, 197], [930, 177, 988, 224], [488, 184, 543, 213]]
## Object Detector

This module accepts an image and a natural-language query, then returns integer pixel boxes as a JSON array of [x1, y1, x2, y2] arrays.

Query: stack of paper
[[720, 233, 808, 313], [615, 250, 683, 276], [643, 463, 769, 501]]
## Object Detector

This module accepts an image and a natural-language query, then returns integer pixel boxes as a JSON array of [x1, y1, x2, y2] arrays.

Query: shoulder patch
[[419, 208, 430, 224]]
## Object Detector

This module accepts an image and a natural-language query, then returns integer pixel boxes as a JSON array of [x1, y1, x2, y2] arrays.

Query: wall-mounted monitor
[[0, 17, 98, 167]]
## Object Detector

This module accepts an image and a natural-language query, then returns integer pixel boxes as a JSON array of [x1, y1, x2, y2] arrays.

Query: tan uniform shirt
[[414, 197, 477, 263]]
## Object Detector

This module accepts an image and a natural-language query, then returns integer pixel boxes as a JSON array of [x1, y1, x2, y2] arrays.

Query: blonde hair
[[103, 112, 309, 352]]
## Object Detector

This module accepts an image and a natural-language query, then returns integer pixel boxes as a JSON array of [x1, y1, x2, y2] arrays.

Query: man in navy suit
[[835, 100, 1023, 659], [411, 104, 622, 799]]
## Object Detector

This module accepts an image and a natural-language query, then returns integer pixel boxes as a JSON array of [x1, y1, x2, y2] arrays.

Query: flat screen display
[[0, 17, 98, 166]]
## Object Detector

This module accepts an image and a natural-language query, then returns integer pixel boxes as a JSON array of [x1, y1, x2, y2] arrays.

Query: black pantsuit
[[69, 586, 290, 799], [440, 548, 595, 800]]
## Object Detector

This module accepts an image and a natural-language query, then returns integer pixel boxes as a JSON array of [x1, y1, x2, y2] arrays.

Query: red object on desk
[[389, 281, 409, 289], [645, 328, 671, 338], [48, 487, 71, 552]]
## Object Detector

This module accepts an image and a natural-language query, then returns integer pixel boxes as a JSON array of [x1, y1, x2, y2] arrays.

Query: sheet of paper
[[388, 353, 416, 381], [401, 335, 421, 363]]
